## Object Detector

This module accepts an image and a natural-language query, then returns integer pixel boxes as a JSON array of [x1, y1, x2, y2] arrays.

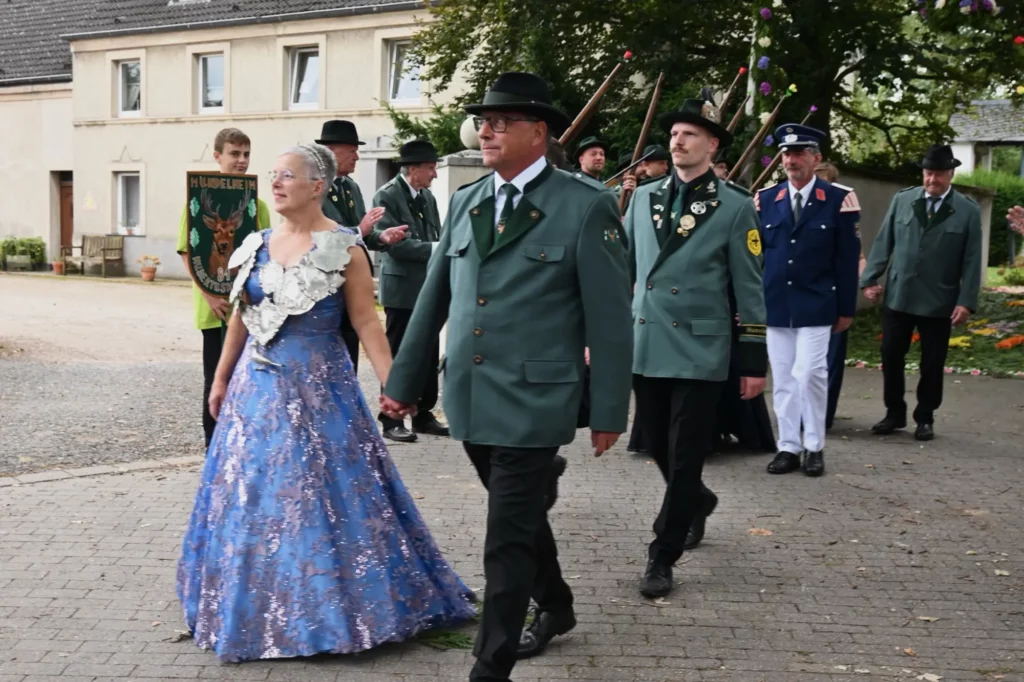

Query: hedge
[[954, 170, 1024, 266], [0, 237, 46, 266]]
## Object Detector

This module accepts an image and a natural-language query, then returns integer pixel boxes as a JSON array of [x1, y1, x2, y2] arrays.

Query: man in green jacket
[[861, 144, 982, 441], [381, 72, 633, 682], [625, 97, 768, 599], [316, 119, 395, 371], [572, 136, 610, 188], [372, 139, 449, 442]]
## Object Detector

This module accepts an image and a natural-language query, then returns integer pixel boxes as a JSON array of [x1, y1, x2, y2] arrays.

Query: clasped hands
[[379, 394, 620, 456]]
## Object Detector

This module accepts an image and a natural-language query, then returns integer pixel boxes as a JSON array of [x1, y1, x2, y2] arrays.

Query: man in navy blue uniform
[[756, 124, 861, 477]]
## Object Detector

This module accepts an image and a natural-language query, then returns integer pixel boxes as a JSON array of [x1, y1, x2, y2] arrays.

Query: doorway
[[59, 171, 73, 249]]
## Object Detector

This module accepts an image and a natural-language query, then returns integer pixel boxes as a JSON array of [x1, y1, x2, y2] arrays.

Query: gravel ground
[[0, 273, 388, 476]]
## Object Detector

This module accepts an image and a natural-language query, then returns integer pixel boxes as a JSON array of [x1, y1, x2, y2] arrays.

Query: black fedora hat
[[658, 98, 733, 148], [641, 144, 670, 162], [315, 120, 365, 146], [464, 72, 571, 136], [918, 144, 962, 171], [396, 139, 439, 165], [575, 136, 610, 160]]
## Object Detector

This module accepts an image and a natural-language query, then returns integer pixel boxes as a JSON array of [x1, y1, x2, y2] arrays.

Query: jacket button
[[647, 283, 653, 289], [787, 281, 792, 285], [473, 328, 483, 336], [790, 239, 796, 244], [671, 287, 678, 294], [672, 321, 679, 327], [787, 260, 793, 265], [639, 317, 646, 324], [477, 297, 487, 306], [473, 355, 483, 364], [539, 252, 546, 260]]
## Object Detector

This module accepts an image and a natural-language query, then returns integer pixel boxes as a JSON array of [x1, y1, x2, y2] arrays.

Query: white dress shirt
[[788, 177, 816, 218], [399, 172, 420, 200], [492, 155, 547, 228]]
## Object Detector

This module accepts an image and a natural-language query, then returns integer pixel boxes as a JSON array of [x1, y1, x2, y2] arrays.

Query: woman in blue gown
[[177, 143, 475, 663]]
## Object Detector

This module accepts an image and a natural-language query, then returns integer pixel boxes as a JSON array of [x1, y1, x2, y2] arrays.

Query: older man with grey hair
[[370, 139, 449, 442]]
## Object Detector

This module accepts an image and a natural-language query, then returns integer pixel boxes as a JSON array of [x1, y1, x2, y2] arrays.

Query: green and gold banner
[[185, 172, 258, 297]]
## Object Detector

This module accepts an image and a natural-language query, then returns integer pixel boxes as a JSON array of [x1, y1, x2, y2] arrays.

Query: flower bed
[[846, 290, 1024, 379]]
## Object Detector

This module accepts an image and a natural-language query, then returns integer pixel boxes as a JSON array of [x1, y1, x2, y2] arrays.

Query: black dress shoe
[[914, 423, 935, 441], [383, 425, 417, 443], [545, 455, 567, 512], [871, 416, 907, 435], [802, 450, 825, 477], [766, 451, 801, 475], [640, 560, 673, 598], [517, 607, 576, 659], [684, 488, 718, 550], [412, 415, 450, 437]]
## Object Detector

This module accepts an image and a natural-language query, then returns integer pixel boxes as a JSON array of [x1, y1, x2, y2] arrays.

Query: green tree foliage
[[956, 169, 1024, 265], [409, 0, 1024, 170], [383, 102, 466, 157]]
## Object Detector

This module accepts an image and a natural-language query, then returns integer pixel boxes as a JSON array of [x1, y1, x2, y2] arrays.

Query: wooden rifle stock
[[559, 62, 626, 148], [618, 72, 665, 215], [726, 94, 786, 183]]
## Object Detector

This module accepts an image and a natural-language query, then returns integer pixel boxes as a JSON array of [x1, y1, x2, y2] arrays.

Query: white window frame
[[198, 53, 225, 114], [289, 46, 320, 110], [387, 40, 421, 104], [118, 59, 142, 118], [115, 172, 142, 236]]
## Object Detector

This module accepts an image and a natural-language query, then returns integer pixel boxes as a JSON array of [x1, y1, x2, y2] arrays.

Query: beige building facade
[[0, 1, 468, 277]]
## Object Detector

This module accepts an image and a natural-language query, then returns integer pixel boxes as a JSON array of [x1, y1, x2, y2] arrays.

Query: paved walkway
[[3, 274, 1024, 680]]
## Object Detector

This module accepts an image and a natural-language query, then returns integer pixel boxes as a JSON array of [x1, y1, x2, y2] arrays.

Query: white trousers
[[767, 326, 832, 454]]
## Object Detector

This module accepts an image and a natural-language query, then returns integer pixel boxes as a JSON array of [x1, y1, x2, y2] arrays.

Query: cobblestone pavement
[[3, 274, 1024, 681]]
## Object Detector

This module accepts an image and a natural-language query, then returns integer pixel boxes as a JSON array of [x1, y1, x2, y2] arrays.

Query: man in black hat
[[572, 136, 610, 187], [316, 119, 401, 371], [619, 144, 672, 211], [371, 139, 449, 442], [861, 144, 982, 441], [624, 96, 767, 598], [381, 71, 633, 682]]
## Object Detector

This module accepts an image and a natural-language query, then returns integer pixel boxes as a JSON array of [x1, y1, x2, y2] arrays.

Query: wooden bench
[[61, 235, 125, 278]]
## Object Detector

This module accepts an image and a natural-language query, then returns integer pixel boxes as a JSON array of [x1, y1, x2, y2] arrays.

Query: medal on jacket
[[678, 214, 696, 236], [690, 201, 707, 215], [497, 219, 506, 234]]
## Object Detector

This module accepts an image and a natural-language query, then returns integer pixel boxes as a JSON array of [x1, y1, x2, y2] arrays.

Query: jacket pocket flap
[[523, 244, 566, 262], [691, 318, 731, 336], [524, 360, 579, 383], [943, 222, 966, 234], [446, 235, 472, 257]]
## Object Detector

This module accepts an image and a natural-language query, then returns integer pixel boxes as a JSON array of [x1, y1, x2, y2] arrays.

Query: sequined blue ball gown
[[177, 227, 475, 663]]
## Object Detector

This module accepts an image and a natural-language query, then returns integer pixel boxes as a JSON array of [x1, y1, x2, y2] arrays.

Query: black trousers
[[464, 443, 573, 682], [201, 328, 224, 448], [880, 307, 952, 425], [379, 307, 439, 429], [633, 375, 722, 566]]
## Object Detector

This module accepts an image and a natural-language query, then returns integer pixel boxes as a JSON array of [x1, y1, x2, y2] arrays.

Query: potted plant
[[52, 259, 65, 275], [137, 255, 161, 281]]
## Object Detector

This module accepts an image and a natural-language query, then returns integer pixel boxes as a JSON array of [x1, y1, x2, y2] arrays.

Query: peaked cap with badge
[[774, 123, 825, 152]]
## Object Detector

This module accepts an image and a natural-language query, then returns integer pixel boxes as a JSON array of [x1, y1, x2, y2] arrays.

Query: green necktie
[[498, 183, 518, 233], [927, 196, 939, 222], [665, 182, 686, 247]]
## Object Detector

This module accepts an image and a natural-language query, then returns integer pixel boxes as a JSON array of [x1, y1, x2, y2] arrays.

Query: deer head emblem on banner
[[199, 188, 250, 282]]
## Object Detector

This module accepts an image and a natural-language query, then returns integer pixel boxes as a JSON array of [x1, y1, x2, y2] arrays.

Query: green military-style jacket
[[322, 174, 383, 250], [861, 186, 983, 317], [385, 163, 634, 447], [625, 168, 767, 381], [371, 174, 442, 310], [572, 170, 607, 191]]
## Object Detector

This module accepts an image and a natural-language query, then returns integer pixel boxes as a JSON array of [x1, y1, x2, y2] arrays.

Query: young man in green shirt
[[176, 127, 272, 447]]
